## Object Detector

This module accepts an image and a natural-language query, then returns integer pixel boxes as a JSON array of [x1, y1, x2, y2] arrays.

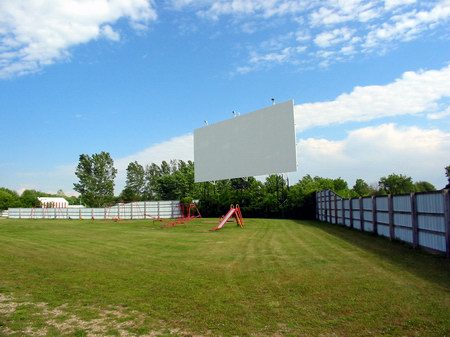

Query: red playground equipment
[[211, 204, 244, 231], [161, 202, 202, 228]]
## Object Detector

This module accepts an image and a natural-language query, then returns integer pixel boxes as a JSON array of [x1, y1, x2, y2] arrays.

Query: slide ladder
[[211, 204, 244, 231]]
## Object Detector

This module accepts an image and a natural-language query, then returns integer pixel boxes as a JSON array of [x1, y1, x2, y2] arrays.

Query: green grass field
[[0, 218, 449, 337]]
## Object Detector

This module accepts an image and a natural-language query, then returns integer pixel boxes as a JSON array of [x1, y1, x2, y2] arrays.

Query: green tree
[[173, 160, 196, 199], [121, 161, 145, 202], [333, 177, 350, 196], [160, 160, 171, 175], [283, 175, 322, 219], [352, 179, 371, 197], [379, 173, 415, 195], [73, 152, 117, 207], [414, 181, 436, 192], [143, 163, 162, 200], [0, 188, 20, 210], [19, 189, 48, 208], [156, 174, 180, 200]]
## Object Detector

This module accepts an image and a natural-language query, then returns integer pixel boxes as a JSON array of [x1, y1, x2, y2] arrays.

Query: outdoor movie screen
[[194, 100, 297, 182]]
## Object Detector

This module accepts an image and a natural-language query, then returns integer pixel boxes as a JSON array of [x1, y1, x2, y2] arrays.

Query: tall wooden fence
[[316, 190, 450, 257]]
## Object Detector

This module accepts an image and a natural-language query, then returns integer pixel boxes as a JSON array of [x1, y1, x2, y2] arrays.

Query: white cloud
[[114, 134, 194, 190], [295, 63, 450, 130], [310, 1, 380, 26], [194, 0, 307, 20], [384, 0, 416, 10], [169, 1, 450, 72], [427, 106, 450, 120], [0, 0, 157, 78], [364, 1, 450, 49], [296, 123, 450, 188], [101, 25, 121, 41], [314, 27, 354, 48], [115, 134, 194, 171]]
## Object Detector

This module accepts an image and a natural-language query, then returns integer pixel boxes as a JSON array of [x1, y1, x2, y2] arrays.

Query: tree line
[[1, 151, 449, 220], [70, 152, 449, 219]]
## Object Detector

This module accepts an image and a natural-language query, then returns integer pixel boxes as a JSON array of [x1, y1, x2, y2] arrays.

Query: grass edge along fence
[[7, 200, 181, 220], [316, 189, 450, 257]]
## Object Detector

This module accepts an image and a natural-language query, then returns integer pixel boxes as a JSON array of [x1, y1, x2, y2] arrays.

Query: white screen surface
[[194, 100, 297, 182]]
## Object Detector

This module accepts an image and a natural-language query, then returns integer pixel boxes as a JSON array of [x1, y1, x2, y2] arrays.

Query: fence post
[[334, 193, 338, 224], [315, 192, 319, 220], [144, 202, 147, 220], [317, 191, 324, 221], [411, 192, 419, 249], [359, 197, 364, 232], [372, 196, 378, 235], [443, 189, 450, 258], [131, 202, 133, 220], [349, 198, 354, 229], [328, 190, 332, 223], [388, 195, 395, 240]]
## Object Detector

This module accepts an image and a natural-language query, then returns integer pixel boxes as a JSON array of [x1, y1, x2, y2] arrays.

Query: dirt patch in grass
[[0, 293, 206, 337]]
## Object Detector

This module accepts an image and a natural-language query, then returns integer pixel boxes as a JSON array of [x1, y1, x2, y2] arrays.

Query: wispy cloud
[[364, 1, 450, 50], [0, 0, 157, 78], [169, 0, 450, 72], [314, 27, 354, 48]]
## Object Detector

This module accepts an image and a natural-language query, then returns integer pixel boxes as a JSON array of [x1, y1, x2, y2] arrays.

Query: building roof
[[37, 197, 69, 204]]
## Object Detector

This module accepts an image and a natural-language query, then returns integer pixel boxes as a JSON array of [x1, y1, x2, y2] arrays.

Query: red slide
[[211, 206, 236, 231]]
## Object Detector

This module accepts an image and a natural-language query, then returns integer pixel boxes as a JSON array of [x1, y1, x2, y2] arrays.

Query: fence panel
[[416, 192, 447, 253], [343, 200, 351, 227], [337, 199, 343, 224], [374, 196, 390, 238], [362, 197, 373, 232]]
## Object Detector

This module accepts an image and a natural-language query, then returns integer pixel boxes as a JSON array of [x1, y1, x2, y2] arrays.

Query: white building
[[37, 197, 69, 208]]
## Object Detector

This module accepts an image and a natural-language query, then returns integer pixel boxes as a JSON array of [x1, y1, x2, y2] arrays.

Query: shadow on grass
[[297, 220, 450, 290]]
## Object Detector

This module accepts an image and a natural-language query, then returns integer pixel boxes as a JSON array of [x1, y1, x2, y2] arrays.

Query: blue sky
[[1, 0, 449, 195]]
